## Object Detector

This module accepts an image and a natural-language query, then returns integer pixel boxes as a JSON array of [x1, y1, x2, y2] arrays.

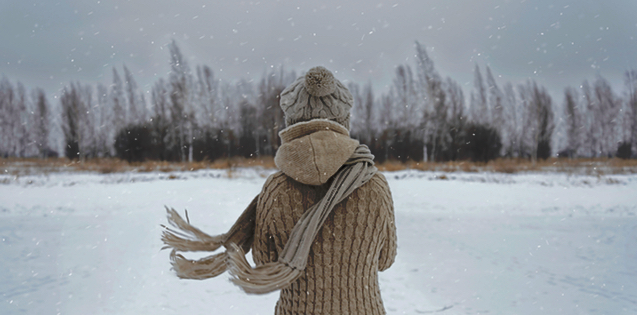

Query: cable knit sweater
[[252, 119, 397, 315]]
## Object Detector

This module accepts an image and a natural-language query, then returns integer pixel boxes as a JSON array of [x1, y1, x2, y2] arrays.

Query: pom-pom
[[304, 66, 336, 97]]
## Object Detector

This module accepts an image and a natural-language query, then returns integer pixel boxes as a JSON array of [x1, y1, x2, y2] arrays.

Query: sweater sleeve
[[252, 172, 283, 266], [376, 173, 397, 271]]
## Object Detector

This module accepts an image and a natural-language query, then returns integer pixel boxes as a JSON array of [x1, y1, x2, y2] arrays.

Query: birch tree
[[470, 65, 489, 125], [150, 79, 171, 160], [562, 87, 582, 157], [502, 83, 521, 157], [168, 40, 195, 161], [593, 76, 620, 157], [624, 70, 637, 157], [486, 66, 506, 153], [60, 83, 83, 159], [256, 68, 287, 156], [414, 41, 447, 161], [445, 78, 466, 161], [32, 88, 51, 158], [124, 65, 147, 124]]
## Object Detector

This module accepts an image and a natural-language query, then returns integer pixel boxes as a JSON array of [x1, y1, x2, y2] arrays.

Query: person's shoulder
[[355, 171, 391, 199], [366, 172, 394, 211], [263, 170, 287, 185], [368, 172, 390, 190], [261, 171, 294, 194]]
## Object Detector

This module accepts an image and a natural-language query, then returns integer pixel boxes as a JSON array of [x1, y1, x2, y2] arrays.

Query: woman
[[162, 66, 397, 315]]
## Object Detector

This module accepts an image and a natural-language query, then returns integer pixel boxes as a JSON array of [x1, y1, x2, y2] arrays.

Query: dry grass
[[375, 158, 637, 175], [2, 156, 636, 176], [0, 156, 276, 176]]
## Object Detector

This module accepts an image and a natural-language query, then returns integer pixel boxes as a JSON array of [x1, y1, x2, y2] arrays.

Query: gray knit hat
[[280, 66, 353, 130]]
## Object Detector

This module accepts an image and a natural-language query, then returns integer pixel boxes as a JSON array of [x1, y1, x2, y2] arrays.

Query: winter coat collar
[[275, 119, 359, 186]]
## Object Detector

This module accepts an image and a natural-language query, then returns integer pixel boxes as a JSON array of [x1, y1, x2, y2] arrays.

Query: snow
[[1, 168, 636, 314]]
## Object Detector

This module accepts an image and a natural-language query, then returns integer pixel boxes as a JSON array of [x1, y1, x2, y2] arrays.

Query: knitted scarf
[[161, 144, 377, 294]]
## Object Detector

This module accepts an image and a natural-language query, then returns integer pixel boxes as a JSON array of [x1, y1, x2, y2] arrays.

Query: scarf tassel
[[161, 207, 229, 279], [161, 207, 225, 252], [226, 243, 302, 294], [169, 250, 228, 280]]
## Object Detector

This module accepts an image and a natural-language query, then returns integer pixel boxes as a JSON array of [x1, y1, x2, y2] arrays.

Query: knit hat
[[280, 66, 353, 130]]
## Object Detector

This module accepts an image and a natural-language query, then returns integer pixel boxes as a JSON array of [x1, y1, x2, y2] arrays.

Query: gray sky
[[1, 0, 636, 102]]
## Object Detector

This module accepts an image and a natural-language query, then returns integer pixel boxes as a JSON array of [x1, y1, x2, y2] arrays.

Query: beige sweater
[[252, 119, 397, 315]]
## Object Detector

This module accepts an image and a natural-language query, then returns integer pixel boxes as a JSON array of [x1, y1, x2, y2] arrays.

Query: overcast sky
[[1, 0, 636, 102]]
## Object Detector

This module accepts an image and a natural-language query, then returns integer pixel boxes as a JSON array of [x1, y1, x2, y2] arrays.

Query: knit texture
[[280, 67, 353, 130], [228, 142, 377, 293], [253, 172, 396, 314], [304, 66, 337, 97], [275, 119, 359, 186], [160, 119, 384, 296]]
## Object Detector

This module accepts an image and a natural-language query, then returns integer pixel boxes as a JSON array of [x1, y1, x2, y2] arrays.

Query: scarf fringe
[[161, 207, 229, 279], [226, 243, 302, 294], [161, 207, 225, 252], [169, 249, 228, 280]]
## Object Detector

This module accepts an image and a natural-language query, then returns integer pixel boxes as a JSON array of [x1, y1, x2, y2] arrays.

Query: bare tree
[[486, 66, 505, 154], [445, 77, 466, 161], [0, 78, 13, 156], [168, 40, 195, 161], [238, 98, 258, 157], [594, 76, 621, 157], [110, 68, 127, 131], [580, 80, 599, 157], [0, 79, 38, 157], [470, 64, 489, 125], [393, 64, 418, 128], [348, 82, 363, 135], [502, 83, 521, 157], [256, 68, 287, 156], [79, 84, 99, 158], [518, 81, 555, 160], [377, 92, 395, 162], [414, 41, 448, 161], [391, 64, 423, 161], [515, 81, 554, 160], [150, 79, 172, 160], [14, 83, 31, 157], [0, 79, 16, 156], [195, 65, 219, 129], [60, 83, 83, 159], [31, 88, 51, 158], [578, 76, 622, 157], [93, 84, 112, 157], [124, 65, 147, 124], [562, 87, 582, 157], [350, 80, 378, 146], [624, 70, 637, 157], [533, 82, 555, 160], [428, 82, 449, 161], [355, 82, 376, 146], [486, 67, 504, 126]]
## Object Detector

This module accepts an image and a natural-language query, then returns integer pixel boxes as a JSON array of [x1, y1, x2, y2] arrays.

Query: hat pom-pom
[[304, 66, 336, 97]]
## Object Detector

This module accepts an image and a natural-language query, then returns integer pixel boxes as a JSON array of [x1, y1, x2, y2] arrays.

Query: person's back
[[254, 168, 396, 314], [252, 81, 397, 313]]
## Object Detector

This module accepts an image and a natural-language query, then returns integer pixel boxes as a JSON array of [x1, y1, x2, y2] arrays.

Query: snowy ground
[[1, 168, 636, 315]]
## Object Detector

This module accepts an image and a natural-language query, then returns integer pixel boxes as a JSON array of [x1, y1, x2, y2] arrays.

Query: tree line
[[1, 40, 635, 164]]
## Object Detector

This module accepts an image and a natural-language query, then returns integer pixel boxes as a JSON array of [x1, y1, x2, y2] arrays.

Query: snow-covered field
[[1, 169, 636, 315]]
